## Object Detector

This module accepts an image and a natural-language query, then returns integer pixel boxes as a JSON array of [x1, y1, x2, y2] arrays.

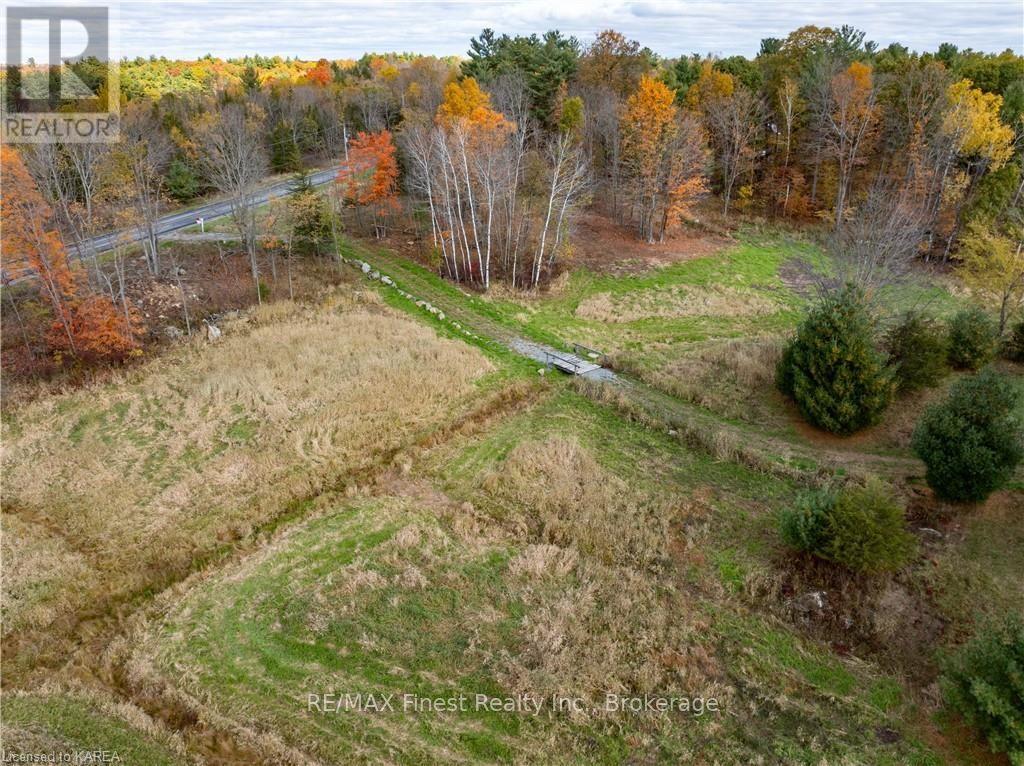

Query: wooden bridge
[[542, 348, 603, 376]]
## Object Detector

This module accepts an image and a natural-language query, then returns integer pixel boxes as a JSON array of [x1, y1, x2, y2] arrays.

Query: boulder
[[206, 323, 222, 342]]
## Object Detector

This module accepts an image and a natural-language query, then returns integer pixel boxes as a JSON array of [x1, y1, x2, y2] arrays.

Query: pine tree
[[777, 284, 895, 434]]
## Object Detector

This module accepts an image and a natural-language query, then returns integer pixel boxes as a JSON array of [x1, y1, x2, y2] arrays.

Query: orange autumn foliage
[[1, 145, 141, 360], [338, 130, 400, 237], [685, 61, 735, 112], [668, 176, 710, 223], [621, 76, 709, 240], [48, 294, 143, 360], [338, 130, 400, 208], [304, 58, 333, 87], [1, 145, 75, 295], [622, 75, 679, 178], [435, 78, 510, 133]]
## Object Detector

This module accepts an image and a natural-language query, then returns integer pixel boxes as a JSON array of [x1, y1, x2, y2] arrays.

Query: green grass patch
[[1, 693, 182, 765]]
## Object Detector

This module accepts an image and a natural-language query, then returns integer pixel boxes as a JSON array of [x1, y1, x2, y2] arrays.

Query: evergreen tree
[[241, 64, 260, 95], [166, 158, 203, 202], [912, 369, 1023, 502], [777, 284, 895, 434], [269, 121, 301, 173]]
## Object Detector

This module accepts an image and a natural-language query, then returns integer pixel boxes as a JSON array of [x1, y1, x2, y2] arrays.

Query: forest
[[2, 25, 1022, 375]]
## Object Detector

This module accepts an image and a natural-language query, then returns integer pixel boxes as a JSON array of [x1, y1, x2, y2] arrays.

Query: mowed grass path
[[353, 234, 962, 477], [1, 691, 186, 764], [131, 389, 944, 765]]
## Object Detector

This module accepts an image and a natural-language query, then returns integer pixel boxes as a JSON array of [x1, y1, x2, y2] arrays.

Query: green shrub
[[941, 615, 1024, 764], [166, 158, 203, 202], [775, 339, 796, 398], [948, 308, 998, 370], [885, 312, 949, 393], [778, 479, 914, 574], [823, 478, 915, 574], [778, 490, 833, 553], [1002, 318, 1024, 363], [776, 284, 895, 435], [911, 369, 1023, 502]]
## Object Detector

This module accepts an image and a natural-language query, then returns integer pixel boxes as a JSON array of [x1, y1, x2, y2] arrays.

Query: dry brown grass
[[482, 437, 719, 709], [484, 436, 670, 569], [648, 336, 785, 423], [1, 292, 493, 670], [575, 285, 781, 323], [0, 515, 93, 638]]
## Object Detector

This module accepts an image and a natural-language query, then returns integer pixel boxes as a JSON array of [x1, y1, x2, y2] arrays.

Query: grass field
[[3, 217, 1020, 765], [1, 287, 500, 679], [127, 389, 944, 765]]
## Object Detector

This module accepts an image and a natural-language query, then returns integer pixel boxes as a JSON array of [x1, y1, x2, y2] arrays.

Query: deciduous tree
[[703, 85, 763, 216], [958, 218, 1024, 333], [621, 76, 709, 240], [338, 130, 400, 238], [197, 101, 269, 297]]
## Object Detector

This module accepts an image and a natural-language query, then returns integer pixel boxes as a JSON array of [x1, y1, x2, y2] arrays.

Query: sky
[[5, 0, 1023, 63]]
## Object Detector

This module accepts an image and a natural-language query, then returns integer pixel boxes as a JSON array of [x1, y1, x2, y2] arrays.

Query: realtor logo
[[2, 5, 119, 142]]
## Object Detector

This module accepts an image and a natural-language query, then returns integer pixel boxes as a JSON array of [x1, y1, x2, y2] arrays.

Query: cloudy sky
[[7, 0, 1023, 62]]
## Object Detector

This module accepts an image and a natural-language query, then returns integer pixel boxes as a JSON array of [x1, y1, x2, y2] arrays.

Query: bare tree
[[399, 86, 589, 290], [580, 84, 623, 217], [829, 180, 927, 290], [705, 87, 763, 216], [121, 103, 173, 275], [824, 64, 879, 229], [197, 101, 268, 297], [532, 131, 590, 287], [490, 73, 534, 271], [800, 52, 844, 208], [22, 141, 111, 287]]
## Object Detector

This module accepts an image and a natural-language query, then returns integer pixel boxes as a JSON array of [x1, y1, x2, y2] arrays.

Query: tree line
[[2, 26, 1022, 365]]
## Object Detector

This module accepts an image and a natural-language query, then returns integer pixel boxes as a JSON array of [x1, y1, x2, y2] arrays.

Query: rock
[[792, 590, 827, 614], [918, 527, 943, 539], [415, 300, 426, 308], [360, 261, 371, 273], [163, 325, 184, 340], [381, 276, 394, 286], [436, 311, 445, 321], [205, 323, 222, 341], [538, 368, 547, 375]]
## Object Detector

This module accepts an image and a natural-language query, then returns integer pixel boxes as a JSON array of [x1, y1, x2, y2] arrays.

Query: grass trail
[[349, 240, 926, 482]]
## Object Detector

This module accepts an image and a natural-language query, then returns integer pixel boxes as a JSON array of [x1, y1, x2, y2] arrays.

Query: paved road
[[75, 165, 340, 256]]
